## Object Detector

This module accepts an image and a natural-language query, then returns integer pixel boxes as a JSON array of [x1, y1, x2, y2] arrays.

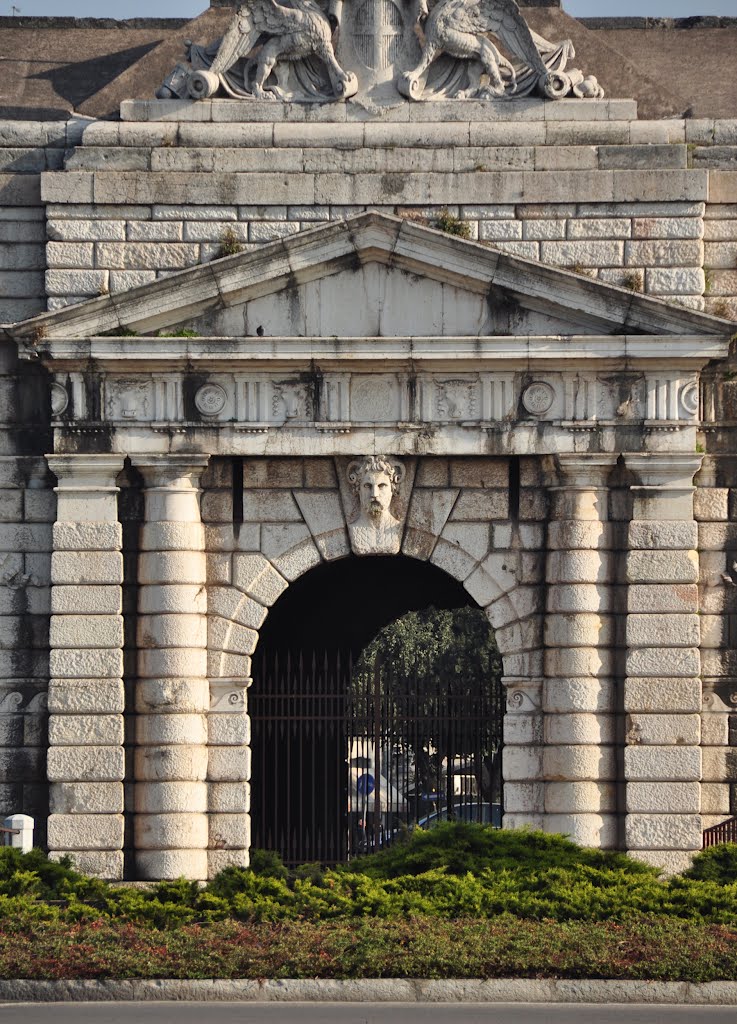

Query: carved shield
[[337, 0, 420, 98]]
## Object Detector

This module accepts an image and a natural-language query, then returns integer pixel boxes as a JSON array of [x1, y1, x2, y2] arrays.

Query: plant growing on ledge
[[219, 227, 245, 257], [434, 210, 472, 240]]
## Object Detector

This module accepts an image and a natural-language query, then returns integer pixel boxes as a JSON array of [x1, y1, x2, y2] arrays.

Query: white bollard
[[3, 814, 34, 853]]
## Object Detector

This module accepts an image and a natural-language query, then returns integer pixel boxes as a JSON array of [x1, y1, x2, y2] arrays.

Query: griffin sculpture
[[165, 0, 357, 102], [397, 0, 603, 101]]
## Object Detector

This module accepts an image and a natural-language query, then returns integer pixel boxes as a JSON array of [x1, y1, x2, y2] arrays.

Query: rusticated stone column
[[542, 454, 618, 848], [46, 454, 126, 879], [132, 455, 209, 881], [623, 454, 703, 874]]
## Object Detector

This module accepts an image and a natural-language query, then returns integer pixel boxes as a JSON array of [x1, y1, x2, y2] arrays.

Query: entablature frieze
[[35, 331, 725, 455]]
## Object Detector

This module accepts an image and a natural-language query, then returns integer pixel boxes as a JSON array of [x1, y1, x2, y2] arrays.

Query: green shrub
[[347, 822, 657, 880], [684, 844, 737, 885]]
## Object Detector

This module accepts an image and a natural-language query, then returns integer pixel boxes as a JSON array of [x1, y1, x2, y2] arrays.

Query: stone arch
[[201, 455, 546, 874]]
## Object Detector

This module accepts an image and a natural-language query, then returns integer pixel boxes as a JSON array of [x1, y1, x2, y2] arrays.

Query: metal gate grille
[[250, 647, 503, 866]]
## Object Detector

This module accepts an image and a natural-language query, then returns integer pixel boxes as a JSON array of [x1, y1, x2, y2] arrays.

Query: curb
[[2, 979, 737, 1004]]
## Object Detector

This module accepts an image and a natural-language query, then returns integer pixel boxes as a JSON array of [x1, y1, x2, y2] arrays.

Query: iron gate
[[250, 647, 503, 865]]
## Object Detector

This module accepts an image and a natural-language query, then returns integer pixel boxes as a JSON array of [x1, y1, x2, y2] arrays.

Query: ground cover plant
[[1, 827, 737, 980]]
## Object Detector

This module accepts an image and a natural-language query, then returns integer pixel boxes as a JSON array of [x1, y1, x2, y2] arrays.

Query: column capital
[[131, 454, 210, 489], [544, 454, 619, 491], [47, 454, 126, 491], [623, 453, 703, 491]]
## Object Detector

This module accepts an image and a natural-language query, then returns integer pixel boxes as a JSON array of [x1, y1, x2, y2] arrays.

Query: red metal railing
[[703, 817, 737, 848]]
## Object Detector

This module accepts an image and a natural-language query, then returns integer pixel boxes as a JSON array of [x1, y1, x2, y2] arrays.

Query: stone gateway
[[0, 0, 737, 881]]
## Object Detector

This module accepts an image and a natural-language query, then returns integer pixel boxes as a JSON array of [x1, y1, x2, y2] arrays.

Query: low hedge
[[2, 826, 737, 929]]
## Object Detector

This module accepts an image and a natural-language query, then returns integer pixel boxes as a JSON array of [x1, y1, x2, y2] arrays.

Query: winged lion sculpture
[[159, 0, 357, 103], [397, 0, 603, 101]]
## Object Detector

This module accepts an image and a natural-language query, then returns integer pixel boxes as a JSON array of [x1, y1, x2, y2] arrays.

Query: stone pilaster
[[132, 455, 209, 881], [207, 678, 251, 879], [502, 676, 543, 829], [46, 454, 126, 879], [542, 454, 618, 848], [624, 453, 703, 873]]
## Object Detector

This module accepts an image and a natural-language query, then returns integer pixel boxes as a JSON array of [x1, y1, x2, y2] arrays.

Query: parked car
[[416, 802, 502, 828]]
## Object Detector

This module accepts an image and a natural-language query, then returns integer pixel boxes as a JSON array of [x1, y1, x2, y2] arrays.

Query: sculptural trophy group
[[157, 0, 603, 105]]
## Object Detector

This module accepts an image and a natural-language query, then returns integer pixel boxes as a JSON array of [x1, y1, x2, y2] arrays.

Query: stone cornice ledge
[[32, 334, 729, 372]]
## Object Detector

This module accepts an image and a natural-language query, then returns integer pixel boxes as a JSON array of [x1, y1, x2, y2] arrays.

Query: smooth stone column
[[623, 454, 703, 874], [46, 454, 126, 879], [542, 454, 618, 848], [132, 455, 209, 881]]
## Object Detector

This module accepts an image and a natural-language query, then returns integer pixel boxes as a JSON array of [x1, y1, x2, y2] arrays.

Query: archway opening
[[250, 554, 503, 865]]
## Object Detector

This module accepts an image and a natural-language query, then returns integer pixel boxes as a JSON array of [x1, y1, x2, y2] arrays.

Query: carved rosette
[[522, 381, 555, 417], [50, 382, 69, 417], [195, 383, 228, 418]]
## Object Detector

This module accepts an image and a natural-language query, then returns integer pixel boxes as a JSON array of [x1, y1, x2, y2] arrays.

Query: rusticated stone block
[[542, 745, 617, 782], [626, 782, 700, 814], [50, 614, 123, 649], [208, 715, 250, 746], [624, 677, 701, 714], [134, 781, 208, 814], [134, 812, 208, 850], [208, 746, 251, 782], [626, 614, 700, 647], [625, 550, 698, 584], [625, 647, 700, 678], [48, 679, 124, 714], [136, 849, 208, 881], [624, 745, 701, 781], [49, 648, 123, 679], [544, 713, 616, 746], [232, 552, 289, 605], [208, 813, 250, 849], [51, 782, 123, 815], [50, 585, 122, 616], [625, 813, 702, 851], [544, 781, 616, 814], [208, 849, 249, 877], [51, 551, 123, 585], [49, 850, 123, 879], [47, 746, 125, 782], [134, 744, 208, 782], [501, 747, 543, 781], [49, 714, 124, 746], [136, 714, 208, 746], [626, 713, 701, 747], [47, 813, 124, 851], [52, 522, 122, 551], [208, 782, 250, 814]]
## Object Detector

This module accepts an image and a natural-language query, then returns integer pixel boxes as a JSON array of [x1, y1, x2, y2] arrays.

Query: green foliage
[[0, 847, 86, 900], [219, 227, 244, 257], [156, 328, 199, 338], [433, 210, 472, 239], [349, 822, 655, 880], [99, 326, 138, 337], [8, 831, 737, 937], [684, 843, 737, 884]]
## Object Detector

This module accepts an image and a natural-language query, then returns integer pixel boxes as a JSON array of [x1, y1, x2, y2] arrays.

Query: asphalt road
[[0, 1004, 736, 1023]]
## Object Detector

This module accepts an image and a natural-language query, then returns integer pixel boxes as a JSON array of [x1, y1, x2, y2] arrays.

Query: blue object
[[356, 773, 375, 796]]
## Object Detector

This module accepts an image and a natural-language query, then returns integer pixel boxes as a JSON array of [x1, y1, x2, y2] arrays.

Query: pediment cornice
[[5, 213, 732, 354]]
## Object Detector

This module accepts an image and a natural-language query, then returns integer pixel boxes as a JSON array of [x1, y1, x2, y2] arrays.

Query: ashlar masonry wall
[[33, 102, 737, 321], [2, 95, 737, 875]]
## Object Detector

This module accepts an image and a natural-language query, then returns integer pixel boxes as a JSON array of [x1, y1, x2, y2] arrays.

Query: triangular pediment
[[4, 212, 731, 348]]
